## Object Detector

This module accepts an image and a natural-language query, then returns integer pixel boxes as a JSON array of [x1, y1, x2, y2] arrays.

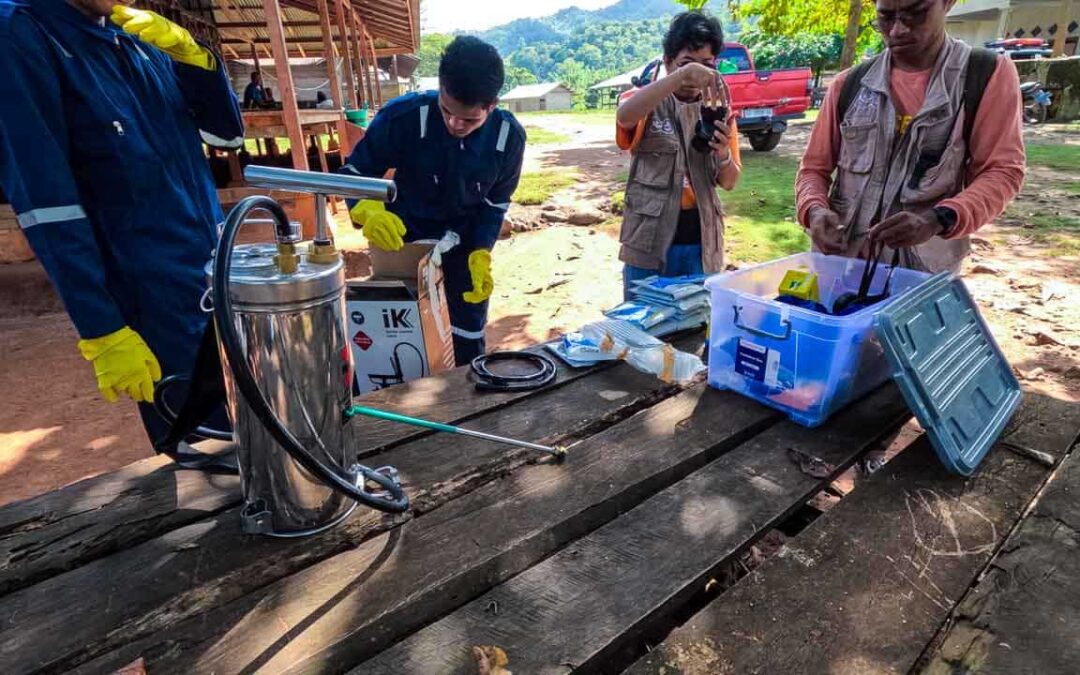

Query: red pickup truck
[[718, 43, 813, 151], [629, 42, 813, 152]]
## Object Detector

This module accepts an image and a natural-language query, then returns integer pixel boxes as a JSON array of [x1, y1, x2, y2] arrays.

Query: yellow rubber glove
[[78, 327, 163, 404], [350, 200, 406, 251], [463, 249, 494, 304], [110, 6, 215, 71]]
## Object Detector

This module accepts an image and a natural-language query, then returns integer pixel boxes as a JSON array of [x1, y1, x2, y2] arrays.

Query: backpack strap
[[836, 58, 876, 125], [962, 47, 999, 148]]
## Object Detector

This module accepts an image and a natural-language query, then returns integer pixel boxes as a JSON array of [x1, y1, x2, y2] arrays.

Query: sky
[[422, 0, 620, 34]]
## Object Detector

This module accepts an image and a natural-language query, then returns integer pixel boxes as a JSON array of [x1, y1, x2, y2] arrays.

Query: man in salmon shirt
[[796, 0, 1025, 273], [615, 11, 741, 298]]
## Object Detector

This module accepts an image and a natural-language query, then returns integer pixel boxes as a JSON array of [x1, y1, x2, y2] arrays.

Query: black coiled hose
[[213, 196, 409, 513]]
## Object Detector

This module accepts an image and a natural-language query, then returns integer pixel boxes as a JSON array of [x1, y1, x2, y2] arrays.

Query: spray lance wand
[[344, 406, 567, 459]]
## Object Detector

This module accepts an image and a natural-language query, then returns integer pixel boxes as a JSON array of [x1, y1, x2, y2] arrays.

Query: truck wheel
[[749, 131, 782, 152]]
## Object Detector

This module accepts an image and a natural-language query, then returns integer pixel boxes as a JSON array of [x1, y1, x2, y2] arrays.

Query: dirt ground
[[0, 113, 1077, 506]]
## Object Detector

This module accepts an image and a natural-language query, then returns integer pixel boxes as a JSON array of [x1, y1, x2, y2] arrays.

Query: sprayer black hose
[[214, 196, 409, 513], [153, 375, 234, 442]]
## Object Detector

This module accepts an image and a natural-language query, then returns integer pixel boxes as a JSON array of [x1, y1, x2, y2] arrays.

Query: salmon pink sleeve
[[937, 57, 1026, 239], [796, 71, 848, 228]]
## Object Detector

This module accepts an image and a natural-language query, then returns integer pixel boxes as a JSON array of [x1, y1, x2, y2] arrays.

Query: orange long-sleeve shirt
[[796, 55, 1025, 239]]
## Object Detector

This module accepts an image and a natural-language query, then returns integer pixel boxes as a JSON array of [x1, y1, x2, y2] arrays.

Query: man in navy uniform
[[0, 0, 242, 445], [342, 36, 526, 364]]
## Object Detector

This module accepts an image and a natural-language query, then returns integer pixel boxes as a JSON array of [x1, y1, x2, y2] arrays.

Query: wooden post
[[367, 29, 384, 107], [333, 0, 358, 109], [261, 0, 308, 171], [315, 0, 343, 107], [250, 41, 260, 75], [316, 0, 350, 165], [1051, 0, 1070, 57], [351, 10, 370, 108]]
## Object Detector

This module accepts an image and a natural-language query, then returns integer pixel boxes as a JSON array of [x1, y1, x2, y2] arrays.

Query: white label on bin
[[764, 348, 780, 388], [735, 339, 782, 388]]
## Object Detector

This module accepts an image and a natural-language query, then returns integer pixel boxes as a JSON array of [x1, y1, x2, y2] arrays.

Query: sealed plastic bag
[[553, 320, 705, 384]]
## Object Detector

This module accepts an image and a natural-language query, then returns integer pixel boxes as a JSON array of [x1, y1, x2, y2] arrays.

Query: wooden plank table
[[0, 332, 1076, 675]]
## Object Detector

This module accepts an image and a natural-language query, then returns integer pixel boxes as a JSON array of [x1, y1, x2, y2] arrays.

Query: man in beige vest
[[797, 0, 1025, 273], [616, 11, 742, 298]]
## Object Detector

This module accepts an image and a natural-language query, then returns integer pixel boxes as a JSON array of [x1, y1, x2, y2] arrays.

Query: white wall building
[[500, 83, 574, 113]]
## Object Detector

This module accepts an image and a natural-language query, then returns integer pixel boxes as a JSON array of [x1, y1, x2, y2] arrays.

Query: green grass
[[722, 152, 810, 263], [1002, 204, 1080, 257], [1025, 143, 1080, 171], [513, 170, 578, 205], [1063, 181, 1080, 196], [517, 109, 615, 127], [524, 126, 571, 145], [790, 108, 821, 126], [611, 190, 626, 214]]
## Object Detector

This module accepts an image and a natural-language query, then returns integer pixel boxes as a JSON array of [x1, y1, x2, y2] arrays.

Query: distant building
[[947, 0, 1078, 55], [415, 76, 440, 92], [500, 83, 574, 113]]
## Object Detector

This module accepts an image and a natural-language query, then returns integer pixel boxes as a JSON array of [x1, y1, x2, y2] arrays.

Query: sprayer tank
[[207, 244, 357, 536]]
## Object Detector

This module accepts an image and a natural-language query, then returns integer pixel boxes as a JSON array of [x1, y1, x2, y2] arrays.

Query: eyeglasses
[[873, 2, 933, 32]]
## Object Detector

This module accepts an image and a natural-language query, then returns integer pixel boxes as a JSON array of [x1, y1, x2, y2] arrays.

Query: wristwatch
[[932, 206, 958, 237]]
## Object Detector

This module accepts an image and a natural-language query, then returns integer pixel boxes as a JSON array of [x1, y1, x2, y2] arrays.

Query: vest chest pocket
[[838, 122, 878, 174], [902, 138, 965, 206], [620, 197, 664, 254], [630, 135, 678, 189]]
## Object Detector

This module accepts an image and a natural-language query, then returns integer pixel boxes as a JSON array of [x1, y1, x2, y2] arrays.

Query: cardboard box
[[346, 242, 455, 394]]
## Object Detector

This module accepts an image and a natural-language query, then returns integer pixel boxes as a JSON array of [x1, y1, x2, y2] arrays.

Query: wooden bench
[[0, 331, 1075, 675]]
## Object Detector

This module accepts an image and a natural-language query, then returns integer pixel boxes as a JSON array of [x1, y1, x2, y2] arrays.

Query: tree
[[502, 66, 538, 94], [732, 0, 880, 70], [740, 29, 842, 85], [416, 33, 453, 78]]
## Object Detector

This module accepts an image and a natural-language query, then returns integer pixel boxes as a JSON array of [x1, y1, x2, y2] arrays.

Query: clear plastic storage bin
[[706, 252, 932, 427]]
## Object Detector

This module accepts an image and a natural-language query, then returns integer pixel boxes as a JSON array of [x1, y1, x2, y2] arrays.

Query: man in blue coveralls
[[342, 36, 526, 364], [0, 0, 243, 445]]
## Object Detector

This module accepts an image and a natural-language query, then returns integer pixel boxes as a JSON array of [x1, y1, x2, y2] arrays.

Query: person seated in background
[[796, 0, 1025, 273], [243, 71, 264, 109], [615, 11, 741, 300], [315, 90, 335, 109]]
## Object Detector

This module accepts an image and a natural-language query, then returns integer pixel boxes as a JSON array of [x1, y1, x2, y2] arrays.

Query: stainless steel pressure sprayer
[[208, 166, 407, 537]]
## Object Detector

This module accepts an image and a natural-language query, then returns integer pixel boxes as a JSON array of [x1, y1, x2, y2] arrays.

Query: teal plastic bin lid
[[874, 272, 1022, 476]]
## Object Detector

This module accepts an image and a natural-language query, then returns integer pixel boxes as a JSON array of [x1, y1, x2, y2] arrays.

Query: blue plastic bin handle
[[732, 305, 792, 340]]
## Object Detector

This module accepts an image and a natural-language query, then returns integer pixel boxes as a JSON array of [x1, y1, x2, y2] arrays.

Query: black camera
[[691, 105, 729, 153]]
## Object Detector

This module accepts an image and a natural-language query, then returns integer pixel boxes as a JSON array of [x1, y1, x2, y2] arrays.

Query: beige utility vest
[[619, 95, 726, 274], [832, 38, 975, 274]]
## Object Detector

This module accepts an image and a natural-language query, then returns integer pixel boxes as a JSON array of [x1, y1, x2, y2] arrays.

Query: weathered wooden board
[[626, 430, 1058, 675], [920, 442, 1080, 675], [71, 386, 778, 675], [1000, 392, 1080, 463], [356, 386, 911, 675], [0, 362, 701, 675], [0, 337, 703, 597]]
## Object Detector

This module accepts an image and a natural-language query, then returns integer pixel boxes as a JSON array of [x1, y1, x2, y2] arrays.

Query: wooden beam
[[367, 28, 384, 106], [374, 47, 415, 57], [261, 0, 309, 170], [217, 20, 322, 28], [334, 0, 358, 108], [1052, 0, 1070, 57], [351, 9, 371, 107], [315, 0, 350, 161]]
